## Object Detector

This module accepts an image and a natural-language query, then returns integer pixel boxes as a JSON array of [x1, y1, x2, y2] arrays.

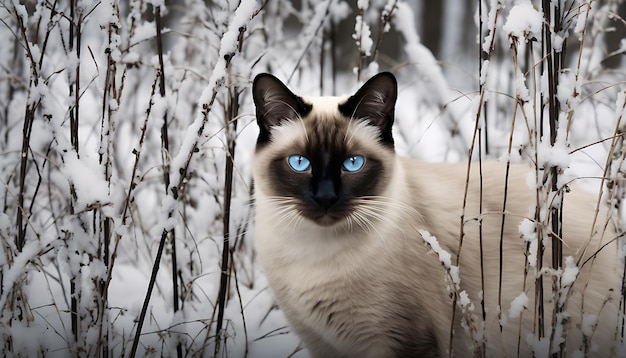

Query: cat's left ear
[[339, 72, 397, 146]]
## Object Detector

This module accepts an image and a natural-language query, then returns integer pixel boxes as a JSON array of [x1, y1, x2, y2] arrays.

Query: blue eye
[[342, 155, 365, 172], [288, 154, 311, 172]]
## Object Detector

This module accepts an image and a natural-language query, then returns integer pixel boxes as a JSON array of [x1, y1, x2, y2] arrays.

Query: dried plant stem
[[15, 2, 39, 253], [451, 3, 501, 356], [154, 6, 182, 357], [506, 39, 533, 356], [17, 102, 36, 253], [11, 7, 41, 351], [126, 70, 165, 358], [88, 29, 114, 358], [229, 248, 249, 356], [478, 0, 489, 156], [70, 0, 81, 155], [214, 53, 242, 358], [541, 1, 567, 353], [129, 227, 170, 358], [370, 0, 398, 65], [98, 14, 128, 355], [68, 0, 83, 343]]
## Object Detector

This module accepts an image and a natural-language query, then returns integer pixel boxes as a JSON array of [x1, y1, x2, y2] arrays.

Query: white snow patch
[[482, 0, 502, 54], [553, 32, 566, 53], [561, 256, 579, 287], [0, 240, 41, 314], [0, 212, 9, 233], [519, 218, 538, 267], [63, 154, 109, 212], [480, 59, 490, 85], [503, 2, 543, 40], [354, 0, 373, 56], [615, 90, 626, 119], [420, 229, 452, 269], [526, 333, 550, 357], [537, 136, 570, 170], [582, 313, 598, 337], [458, 290, 473, 309], [575, 1, 591, 34], [353, 15, 373, 56], [509, 292, 529, 318]]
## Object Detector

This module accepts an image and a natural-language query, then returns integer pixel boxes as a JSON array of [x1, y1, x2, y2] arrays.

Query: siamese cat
[[251, 72, 623, 357]]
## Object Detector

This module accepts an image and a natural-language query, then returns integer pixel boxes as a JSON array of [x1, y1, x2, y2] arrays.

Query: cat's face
[[252, 73, 398, 228]]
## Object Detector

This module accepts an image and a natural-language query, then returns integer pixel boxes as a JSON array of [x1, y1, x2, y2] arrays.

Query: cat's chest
[[275, 260, 388, 349]]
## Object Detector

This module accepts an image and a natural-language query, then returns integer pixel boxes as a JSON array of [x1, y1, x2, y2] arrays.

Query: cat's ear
[[339, 72, 397, 145], [253, 73, 312, 143]]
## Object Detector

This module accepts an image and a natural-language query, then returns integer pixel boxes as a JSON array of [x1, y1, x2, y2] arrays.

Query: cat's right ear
[[338, 72, 397, 146], [252, 74, 312, 143]]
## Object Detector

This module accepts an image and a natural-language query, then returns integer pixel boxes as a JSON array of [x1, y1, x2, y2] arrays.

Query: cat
[[251, 71, 623, 357]]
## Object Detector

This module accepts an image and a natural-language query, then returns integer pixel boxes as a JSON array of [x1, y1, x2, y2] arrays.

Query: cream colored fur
[[253, 96, 624, 358]]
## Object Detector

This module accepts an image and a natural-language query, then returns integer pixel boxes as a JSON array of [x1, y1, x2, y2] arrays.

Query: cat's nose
[[313, 179, 338, 209]]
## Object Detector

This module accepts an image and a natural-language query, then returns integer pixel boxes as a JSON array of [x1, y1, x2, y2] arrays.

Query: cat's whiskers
[[346, 196, 425, 242], [264, 196, 305, 228], [348, 210, 374, 234], [355, 196, 417, 218], [346, 197, 398, 242], [273, 206, 299, 226], [263, 194, 423, 242]]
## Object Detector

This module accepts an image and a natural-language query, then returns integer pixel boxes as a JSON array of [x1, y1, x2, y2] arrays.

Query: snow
[[508, 292, 529, 318], [130, 21, 158, 46], [526, 334, 550, 357], [63, 154, 110, 212], [0, 240, 42, 314], [575, 1, 592, 34], [458, 290, 473, 308], [353, 14, 373, 56], [169, 0, 259, 190], [513, 67, 531, 102], [353, 0, 373, 58], [481, 0, 502, 54], [503, 2, 543, 40], [581, 313, 598, 337], [557, 71, 581, 112], [537, 134, 571, 170], [480, 59, 490, 85], [615, 89, 626, 119], [519, 218, 536, 242], [419, 229, 452, 269], [519, 218, 538, 267], [561, 256, 579, 287], [10, 0, 28, 23], [393, 1, 452, 106], [419, 230, 462, 291], [553, 32, 566, 53], [0, 213, 9, 235]]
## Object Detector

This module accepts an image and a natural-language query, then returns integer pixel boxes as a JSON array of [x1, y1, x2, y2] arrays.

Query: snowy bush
[[0, 0, 625, 356]]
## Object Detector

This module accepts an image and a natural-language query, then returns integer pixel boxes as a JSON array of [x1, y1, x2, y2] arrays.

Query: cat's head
[[252, 72, 398, 228]]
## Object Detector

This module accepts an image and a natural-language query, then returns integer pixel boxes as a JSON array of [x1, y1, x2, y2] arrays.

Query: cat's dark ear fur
[[339, 72, 397, 146], [253, 73, 312, 143]]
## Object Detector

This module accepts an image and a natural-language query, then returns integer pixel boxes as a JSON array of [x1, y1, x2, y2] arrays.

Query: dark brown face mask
[[252, 72, 398, 226]]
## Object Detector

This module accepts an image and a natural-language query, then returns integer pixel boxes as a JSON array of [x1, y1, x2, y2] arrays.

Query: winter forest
[[1, 0, 626, 356]]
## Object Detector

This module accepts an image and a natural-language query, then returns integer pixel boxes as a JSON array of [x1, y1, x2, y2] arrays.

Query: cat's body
[[252, 72, 623, 357]]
